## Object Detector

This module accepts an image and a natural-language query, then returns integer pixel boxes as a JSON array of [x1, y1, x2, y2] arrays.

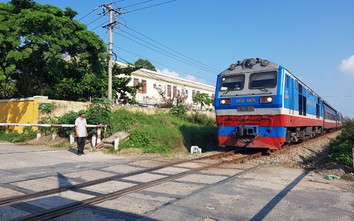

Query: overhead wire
[[115, 31, 216, 74], [112, 54, 172, 88], [121, 0, 154, 9], [90, 20, 109, 31], [114, 46, 198, 77], [125, 0, 177, 14], [119, 29, 215, 73], [86, 14, 106, 26], [87, 0, 217, 82], [76, 10, 95, 21], [123, 25, 220, 73]]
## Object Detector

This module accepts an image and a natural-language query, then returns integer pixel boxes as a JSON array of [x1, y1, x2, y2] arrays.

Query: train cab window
[[219, 74, 245, 92], [285, 75, 290, 88], [249, 71, 277, 89]]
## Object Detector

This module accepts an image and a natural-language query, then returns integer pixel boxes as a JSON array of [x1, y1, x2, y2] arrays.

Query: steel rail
[[16, 151, 262, 221], [0, 150, 238, 207]]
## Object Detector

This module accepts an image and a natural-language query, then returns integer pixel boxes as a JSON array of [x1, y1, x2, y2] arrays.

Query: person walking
[[75, 110, 88, 155]]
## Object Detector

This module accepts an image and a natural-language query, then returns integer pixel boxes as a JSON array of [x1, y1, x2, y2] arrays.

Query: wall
[[37, 97, 90, 119], [0, 97, 39, 133], [0, 96, 90, 133]]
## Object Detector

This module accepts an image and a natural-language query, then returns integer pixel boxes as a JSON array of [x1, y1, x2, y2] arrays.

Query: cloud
[[186, 75, 207, 84], [185, 75, 197, 81], [157, 69, 207, 84], [157, 68, 179, 77], [339, 55, 354, 74]]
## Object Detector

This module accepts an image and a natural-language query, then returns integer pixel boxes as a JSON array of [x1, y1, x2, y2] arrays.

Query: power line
[[119, 29, 215, 73], [121, 0, 154, 9], [322, 95, 353, 98], [114, 46, 198, 77], [86, 14, 106, 26], [126, 0, 177, 13], [115, 31, 216, 74], [91, 20, 109, 31], [123, 25, 220, 73], [76, 10, 95, 21]]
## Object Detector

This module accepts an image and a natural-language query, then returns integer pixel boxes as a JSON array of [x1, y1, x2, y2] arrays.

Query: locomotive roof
[[220, 58, 340, 114]]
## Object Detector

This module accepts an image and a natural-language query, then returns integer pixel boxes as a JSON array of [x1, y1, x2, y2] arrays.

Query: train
[[214, 58, 343, 149]]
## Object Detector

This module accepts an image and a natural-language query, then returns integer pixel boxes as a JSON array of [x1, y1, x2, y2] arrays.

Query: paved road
[[0, 143, 353, 221]]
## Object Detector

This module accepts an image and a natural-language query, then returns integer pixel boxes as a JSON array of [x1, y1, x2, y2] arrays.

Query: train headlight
[[220, 99, 231, 105], [229, 64, 236, 70], [261, 59, 270, 66], [260, 96, 273, 104]]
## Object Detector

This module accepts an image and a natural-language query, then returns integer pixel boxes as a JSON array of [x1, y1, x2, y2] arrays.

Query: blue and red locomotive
[[214, 58, 342, 149]]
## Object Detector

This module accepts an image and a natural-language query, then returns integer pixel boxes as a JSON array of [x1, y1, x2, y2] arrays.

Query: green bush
[[38, 117, 58, 135], [187, 112, 215, 127], [328, 141, 353, 167], [56, 112, 78, 136], [38, 103, 53, 115], [86, 98, 111, 126], [170, 105, 188, 119], [328, 119, 354, 167]]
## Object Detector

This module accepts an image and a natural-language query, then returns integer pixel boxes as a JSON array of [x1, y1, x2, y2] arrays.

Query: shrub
[[328, 141, 353, 167], [38, 103, 53, 115], [170, 105, 188, 119], [56, 112, 78, 136], [187, 112, 215, 127], [328, 119, 354, 167]]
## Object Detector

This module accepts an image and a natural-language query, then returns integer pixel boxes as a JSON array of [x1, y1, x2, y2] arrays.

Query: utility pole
[[107, 5, 113, 101], [100, 3, 125, 101]]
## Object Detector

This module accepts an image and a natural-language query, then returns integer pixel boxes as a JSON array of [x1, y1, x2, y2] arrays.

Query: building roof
[[114, 61, 215, 92]]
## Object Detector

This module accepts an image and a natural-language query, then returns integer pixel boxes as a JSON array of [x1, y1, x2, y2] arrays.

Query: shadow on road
[[250, 170, 309, 221]]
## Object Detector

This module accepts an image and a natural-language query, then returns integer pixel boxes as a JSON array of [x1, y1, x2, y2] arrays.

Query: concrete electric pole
[[107, 5, 113, 101], [101, 3, 125, 101]]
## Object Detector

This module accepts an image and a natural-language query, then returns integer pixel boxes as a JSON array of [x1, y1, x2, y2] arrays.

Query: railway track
[[1, 149, 262, 221], [1, 131, 338, 220]]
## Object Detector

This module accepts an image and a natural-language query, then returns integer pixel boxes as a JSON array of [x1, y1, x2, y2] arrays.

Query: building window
[[133, 78, 139, 86], [173, 86, 177, 98], [141, 80, 147, 94], [167, 85, 171, 97]]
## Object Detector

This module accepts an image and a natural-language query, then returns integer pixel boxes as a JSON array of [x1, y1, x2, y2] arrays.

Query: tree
[[0, 2, 20, 98], [193, 92, 212, 110], [155, 85, 188, 108], [112, 64, 142, 104], [134, 59, 156, 71], [0, 0, 108, 101]]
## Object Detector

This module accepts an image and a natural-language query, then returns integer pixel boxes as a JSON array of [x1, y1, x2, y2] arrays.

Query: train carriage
[[214, 58, 342, 149]]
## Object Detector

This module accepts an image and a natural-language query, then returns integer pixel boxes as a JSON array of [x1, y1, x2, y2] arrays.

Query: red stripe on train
[[216, 115, 340, 129], [218, 135, 285, 149]]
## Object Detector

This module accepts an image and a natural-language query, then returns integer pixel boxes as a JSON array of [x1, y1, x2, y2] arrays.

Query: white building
[[116, 63, 216, 108]]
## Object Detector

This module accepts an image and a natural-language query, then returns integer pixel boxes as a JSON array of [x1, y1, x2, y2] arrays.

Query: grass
[[108, 109, 217, 155], [0, 109, 218, 156], [0, 130, 36, 143]]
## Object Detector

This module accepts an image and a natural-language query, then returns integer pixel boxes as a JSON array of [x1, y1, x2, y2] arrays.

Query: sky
[[2, 0, 354, 118]]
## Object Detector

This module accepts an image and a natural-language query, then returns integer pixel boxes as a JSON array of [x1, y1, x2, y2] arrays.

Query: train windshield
[[249, 71, 277, 89], [219, 74, 245, 93]]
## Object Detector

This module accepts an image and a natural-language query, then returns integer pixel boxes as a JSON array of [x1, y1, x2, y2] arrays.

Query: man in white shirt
[[75, 110, 88, 155]]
